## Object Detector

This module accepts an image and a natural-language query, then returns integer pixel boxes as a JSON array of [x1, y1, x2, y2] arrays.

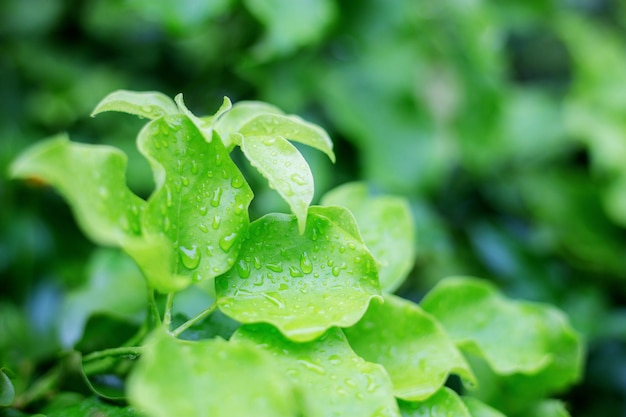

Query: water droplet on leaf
[[211, 187, 223, 207], [300, 252, 313, 274], [178, 245, 201, 269], [236, 260, 251, 279], [219, 232, 237, 252]]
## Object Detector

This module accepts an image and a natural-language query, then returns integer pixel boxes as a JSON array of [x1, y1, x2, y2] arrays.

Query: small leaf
[[241, 135, 313, 233], [240, 113, 335, 162], [399, 388, 471, 417], [462, 397, 507, 417], [91, 90, 178, 119], [174, 94, 232, 143], [344, 295, 476, 401], [127, 329, 299, 417], [137, 113, 253, 291], [233, 325, 400, 417], [321, 182, 415, 293], [216, 208, 381, 342], [9, 134, 145, 247], [214, 101, 283, 148], [421, 277, 583, 386], [0, 368, 14, 407]]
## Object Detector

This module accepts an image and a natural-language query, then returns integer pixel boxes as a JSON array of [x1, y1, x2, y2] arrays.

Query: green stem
[[170, 303, 218, 338], [82, 346, 143, 363], [163, 292, 175, 329], [147, 287, 162, 327]]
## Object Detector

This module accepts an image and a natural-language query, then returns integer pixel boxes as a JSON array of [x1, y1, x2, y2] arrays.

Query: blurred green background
[[1, 0, 626, 415]]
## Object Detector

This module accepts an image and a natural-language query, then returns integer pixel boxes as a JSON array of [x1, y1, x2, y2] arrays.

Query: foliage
[[4, 91, 582, 416]]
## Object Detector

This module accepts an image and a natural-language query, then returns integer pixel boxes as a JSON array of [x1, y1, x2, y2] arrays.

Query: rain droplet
[[207, 170, 214, 178], [236, 260, 251, 279], [199, 205, 208, 216], [298, 360, 326, 375], [234, 203, 245, 215], [163, 217, 171, 231], [290, 173, 307, 186], [212, 215, 221, 230], [141, 105, 153, 114], [289, 266, 304, 278], [219, 232, 237, 252], [300, 252, 313, 274], [181, 176, 189, 186], [211, 187, 223, 207], [231, 176, 244, 189], [198, 224, 209, 233], [253, 276, 265, 286], [328, 355, 341, 365], [347, 242, 356, 250], [165, 186, 173, 207], [253, 256, 262, 269], [267, 262, 283, 273], [178, 245, 201, 269], [262, 137, 276, 146], [215, 153, 223, 166]]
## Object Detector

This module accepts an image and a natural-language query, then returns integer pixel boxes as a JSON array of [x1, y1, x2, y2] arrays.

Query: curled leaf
[[91, 90, 178, 119]]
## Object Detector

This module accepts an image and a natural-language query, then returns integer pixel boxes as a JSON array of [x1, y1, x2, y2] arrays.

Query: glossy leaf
[[46, 396, 142, 417], [399, 388, 471, 417], [0, 368, 14, 407], [174, 94, 232, 144], [91, 90, 178, 119], [9, 134, 145, 246], [321, 182, 415, 292], [241, 135, 313, 233], [127, 329, 298, 417], [58, 249, 146, 348], [216, 207, 381, 342], [239, 113, 335, 162], [344, 295, 476, 401], [421, 277, 583, 386], [135, 113, 253, 291], [214, 101, 283, 149], [233, 324, 400, 417]]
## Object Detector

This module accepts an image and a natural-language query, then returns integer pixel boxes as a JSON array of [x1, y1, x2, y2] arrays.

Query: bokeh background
[[1, 1, 626, 415]]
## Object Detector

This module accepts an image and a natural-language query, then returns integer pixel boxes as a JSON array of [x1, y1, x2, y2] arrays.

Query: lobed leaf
[[233, 324, 400, 417], [421, 277, 583, 388], [321, 182, 415, 293], [241, 135, 313, 233], [127, 329, 298, 417], [344, 294, 476, 401], [9, 134, 145, 247], [216, 206, 381, 342], [136, 114, 253, 291], [399, 388, 471, 417], [91, 90, 178, 119]]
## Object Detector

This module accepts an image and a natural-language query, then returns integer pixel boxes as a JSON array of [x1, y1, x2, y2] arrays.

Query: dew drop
[[198, 205, 208, 216], [211, 187, 223, 207], [298, 360, 326, 375], [219, 232, 237, 252], [328, 355, 341, 365], [234, 203, 245, 215], [181, 176, 189, 186], [141, 105, 153, 114], [199, 224, 209, 233], [231, 175, 244, 189], [190, 160, 199, 174], [332, 266, 341, 277], [300, 252, 313, 274], [212, 215, 221, 230], [165, 186, 173, 207], [262, 137, 276, 146], [289, 266, 304, 278], [266, 262, 283, 273], [253, 256, 262, 269], [215, 153, 223, 166], [163, 217, 171, 231], [290, 173, 307, 186], [178, 245, 201, 269], [236, 260, 251, 279], [207, 170, 214, 178], [347, 242, 356, 250]]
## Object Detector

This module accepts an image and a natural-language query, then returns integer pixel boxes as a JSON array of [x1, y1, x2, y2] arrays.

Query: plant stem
[[82, 346, 143, 363], [162, 292, 175, 329], [147, 287, 161, 327], [170, 303, 218, 338]]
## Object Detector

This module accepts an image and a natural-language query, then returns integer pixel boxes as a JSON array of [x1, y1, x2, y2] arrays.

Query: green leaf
[[524, 399, 571, 417], [174, 94, 232, 144], [0, 368, 14, 407], [91, 90, 178, 119], [214, 101, 283, 149], [216, 207, 381, 342], [127, 329, 298, 417], [58, 249, 147, 348], [399, 388, 471, 417], [239, 113, 335, 162], [46, 396, 144, 417], [241, 135, 313, 233], [9, 134, 145, 247], [462, 397, 506, 417], [233, 325, 400, 417], [135, 113, 253, 291], [421, 277, 583, 386], [321, 182, 415, 292], [344, 295, 476, 401]]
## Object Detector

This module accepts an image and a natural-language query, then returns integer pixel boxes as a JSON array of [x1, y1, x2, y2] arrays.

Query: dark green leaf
[[0, 368, 14, 407], [46, 396, 143, 417]]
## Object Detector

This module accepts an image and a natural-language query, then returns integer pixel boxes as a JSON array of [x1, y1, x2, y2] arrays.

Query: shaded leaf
[[321, 182, 415, 292], [46, 396, 143, 417], [216, 207, 381, 342], [91, 90, 178, 119], [233, 324, 400, 417], [127, 329, 298, 417], [0, 368, 14, 407], [9, 134, 145, 247], [241, 135, 313, 233], [421, 277, 583, 387], [344, 295, 475, 401]]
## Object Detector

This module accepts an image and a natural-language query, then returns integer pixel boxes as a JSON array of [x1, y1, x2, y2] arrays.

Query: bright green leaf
[[58, 249, 147, 348], [399, 388, 471, 417], [421, 277, 583, 386], [46, 396, 142, 417], [91, 90, 178, 119], [462, 397, 506, 417], [233, 324, 400, 417], [344, 295, 476, 401], [241, 135, 313, 233], [216, 207, 381, 342], [321, 182, 415, 292], [127, 329, 298, 417], [308, 205, 363, 241], [174, 94, 232, 144], [9, 134, 145, 247], [136, 113, 253, 291], [0, 368, 14, 407], [240, 113, 335, 162], [214, 101, 283, 148]]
